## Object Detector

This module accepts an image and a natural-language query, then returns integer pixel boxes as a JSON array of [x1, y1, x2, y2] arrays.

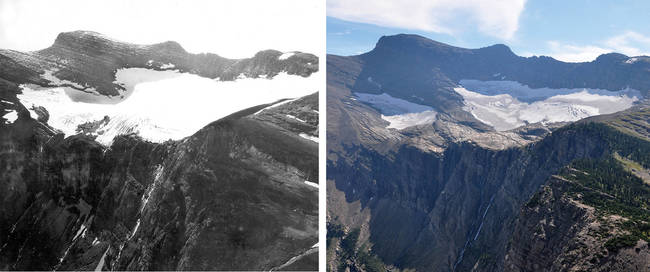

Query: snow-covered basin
[[354, 92, 437, 130], [18, 68, 319, 145], [459, 79, 642, 102], [455, 79, 641, 131]]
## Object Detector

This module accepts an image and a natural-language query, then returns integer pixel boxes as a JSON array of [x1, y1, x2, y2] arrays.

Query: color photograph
[[326, 1, 650, 271]]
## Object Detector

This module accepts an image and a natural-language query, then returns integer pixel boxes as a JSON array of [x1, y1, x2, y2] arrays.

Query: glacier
[[354, 92, 438, 129], [454, 80, 640, 131], [18, 68, 320, 145]]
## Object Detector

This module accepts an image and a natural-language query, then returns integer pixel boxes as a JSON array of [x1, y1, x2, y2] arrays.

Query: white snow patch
[[304, 180, 318, 188], [625, 57, 639, 64], [141, 165, 162, 213], [72, 224, 87, 242], [278, 52, 295, 60], [355, 93, 433, 115], [160, 63, 175, 69], [382, 110, 437, 130], [355, 92, 437, 129], [253, 98, 298, 115], [286, 114, 306, 123], [18, 69, 319, 145], [3, 110, 18, 124], [95, 246, 109, 271], [299, 133, 318, 143], [459, 79, 642, 103], [455, 85, 639, 131], [128, 219, 140, 240]]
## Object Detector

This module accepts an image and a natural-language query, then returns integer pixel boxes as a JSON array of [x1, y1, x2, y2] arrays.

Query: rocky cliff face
[[0, 93, 319, 270], [0, 31, 319, 271], [328, 123, 621, 271], [505, 177, 650, 272]]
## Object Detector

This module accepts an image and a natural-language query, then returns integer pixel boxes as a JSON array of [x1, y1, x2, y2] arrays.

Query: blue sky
[[327, 0, 650, 62]]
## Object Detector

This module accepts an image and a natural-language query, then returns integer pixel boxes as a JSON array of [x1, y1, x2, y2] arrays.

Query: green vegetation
[[548, 122, 650, 251], [340, 228, 360, 258], [602, 106, 650, 142], [560, 156, 650, 251], [525, 191, 542, 208], [604, 234, 638, 252], [357, 244, 387, 272], [551, 122, 650, 168], [327, 221, 345, 249], [330, 226, 387, 272]]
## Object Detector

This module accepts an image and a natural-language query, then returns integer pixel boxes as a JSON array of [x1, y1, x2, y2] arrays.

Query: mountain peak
[[374, 34, 458, 52], [476, 43, 516, 58], [52, 30, 127, 51], [148, 40, 186, 54], [594, 52, 628, 63]]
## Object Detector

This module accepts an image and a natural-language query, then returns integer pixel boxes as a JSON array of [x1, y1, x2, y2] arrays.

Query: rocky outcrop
[[505, 176, 650, 272]]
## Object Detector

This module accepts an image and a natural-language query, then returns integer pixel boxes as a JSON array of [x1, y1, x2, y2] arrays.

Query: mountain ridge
[[0, 30, 319, 99]]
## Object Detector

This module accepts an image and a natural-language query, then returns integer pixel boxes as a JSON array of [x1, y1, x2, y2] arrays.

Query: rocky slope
[[0, 31, 319, 270], [0, 94, 319, 271], [327, 34, 650, 272], [505, 175, 650, 272]]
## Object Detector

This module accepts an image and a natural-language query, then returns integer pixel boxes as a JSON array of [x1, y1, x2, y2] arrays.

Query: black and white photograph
[[0, 0, 321, 270]]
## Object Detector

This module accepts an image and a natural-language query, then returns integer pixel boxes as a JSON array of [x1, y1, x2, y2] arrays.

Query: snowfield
[[3, 110, 18, 124], [354, 80, 640, 131], [354, 92, 438, 129], [455, 82, 640, 131], [459, 79, 642, 103], [278, 52, 295, 60], [18, 68, 319, 145], [382, 110, 438, 130], [299, 133, 319, 143]]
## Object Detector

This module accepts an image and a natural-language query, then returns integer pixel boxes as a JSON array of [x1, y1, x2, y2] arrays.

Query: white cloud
[[327, 0, 527, 40], [544, 32, 650, 62], [0, 0, 322, 58], [545, 41, 612, 63], [604, 31, 650, 56]]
